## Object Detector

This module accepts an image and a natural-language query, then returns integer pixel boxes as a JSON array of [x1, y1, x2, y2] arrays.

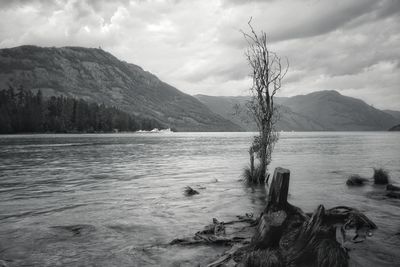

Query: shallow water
[[0, 132, 399, 266]]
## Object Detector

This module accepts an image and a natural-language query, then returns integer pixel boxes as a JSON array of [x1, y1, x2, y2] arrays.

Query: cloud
[[0, 0, 399, 109]]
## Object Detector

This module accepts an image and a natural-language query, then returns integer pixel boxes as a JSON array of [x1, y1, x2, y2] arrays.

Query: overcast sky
[[0, 0, 399, 110]]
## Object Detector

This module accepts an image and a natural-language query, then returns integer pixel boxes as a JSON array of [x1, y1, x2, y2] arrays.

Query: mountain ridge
[[195, 91, 399, 131], [1, 45, 398, 132], [0, 45, 242, 132]]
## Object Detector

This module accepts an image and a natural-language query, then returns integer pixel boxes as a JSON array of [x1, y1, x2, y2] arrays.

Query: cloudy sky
[[0, 0, 399, 110]]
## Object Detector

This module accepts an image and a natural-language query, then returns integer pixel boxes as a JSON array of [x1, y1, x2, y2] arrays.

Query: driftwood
[[170, 216, 256, 247], [207, 245, 244, 267]]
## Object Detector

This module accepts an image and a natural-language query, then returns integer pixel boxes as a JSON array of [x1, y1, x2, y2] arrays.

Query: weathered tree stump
[[251, 168, 291, 249], [240, 167, 376, 267]]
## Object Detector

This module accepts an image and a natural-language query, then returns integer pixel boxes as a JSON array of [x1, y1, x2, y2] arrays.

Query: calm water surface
[[0, 132, 399, 266]]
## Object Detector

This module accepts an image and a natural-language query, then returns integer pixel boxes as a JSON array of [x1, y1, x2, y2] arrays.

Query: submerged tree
[[242, 20, 288, 184]]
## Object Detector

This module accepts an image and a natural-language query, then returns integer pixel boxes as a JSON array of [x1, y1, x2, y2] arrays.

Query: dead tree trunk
[[242, 20, 288, 185], [249, 147, 255, 178], [259, 146, 267, 183]]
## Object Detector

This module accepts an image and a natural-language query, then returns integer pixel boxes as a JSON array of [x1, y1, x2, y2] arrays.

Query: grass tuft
[[373, 168, 389, 185], [242, 165, 265, 185]]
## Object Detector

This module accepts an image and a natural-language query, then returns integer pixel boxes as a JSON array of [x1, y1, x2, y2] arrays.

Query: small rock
[[346, 175, 368, 186], [387, 191, 400, 199], [386, 184, 400, 191], [51, 224, 95, 236], [184, 186, 199, 196]]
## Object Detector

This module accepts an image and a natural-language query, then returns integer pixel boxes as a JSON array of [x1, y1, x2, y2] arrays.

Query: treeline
[[0, 86, 162, 134]]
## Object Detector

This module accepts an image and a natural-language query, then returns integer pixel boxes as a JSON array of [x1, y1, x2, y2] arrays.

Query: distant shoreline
[[0, 130, 398, 136]]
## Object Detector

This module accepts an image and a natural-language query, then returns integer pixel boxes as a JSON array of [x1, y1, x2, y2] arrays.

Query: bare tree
[[242, 19, 288, 184]]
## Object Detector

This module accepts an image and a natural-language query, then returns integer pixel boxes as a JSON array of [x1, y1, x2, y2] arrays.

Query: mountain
[[194, 95, 324, 131], [195, 91, 398, 131], [383, 110, 400, 122], [0, 45, 242, 132], [193, 95, 252, 130], [281, 90, 397, 131]]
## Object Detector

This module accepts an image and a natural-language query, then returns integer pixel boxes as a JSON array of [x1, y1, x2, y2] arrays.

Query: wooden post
[[251, 167, 290, 248], [268, 167, 290, 208]]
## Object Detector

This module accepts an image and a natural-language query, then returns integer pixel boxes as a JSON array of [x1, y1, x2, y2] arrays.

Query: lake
[[0, 132, 399, 266]]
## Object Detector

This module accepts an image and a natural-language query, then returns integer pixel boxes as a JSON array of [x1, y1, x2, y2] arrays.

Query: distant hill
[[195, 91, 399, 131], [0, 45, 242, 132], [194, 95, 324, 131], [383, 110, 400, 122], [280, 90, 398, 131], [388, 124, 400, 131]]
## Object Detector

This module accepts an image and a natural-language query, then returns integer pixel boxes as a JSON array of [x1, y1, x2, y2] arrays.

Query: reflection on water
[[0, 132, 399, 266]]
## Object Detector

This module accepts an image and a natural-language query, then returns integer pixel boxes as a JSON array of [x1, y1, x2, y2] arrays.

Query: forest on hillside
[[0, 86, 163, 134]]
